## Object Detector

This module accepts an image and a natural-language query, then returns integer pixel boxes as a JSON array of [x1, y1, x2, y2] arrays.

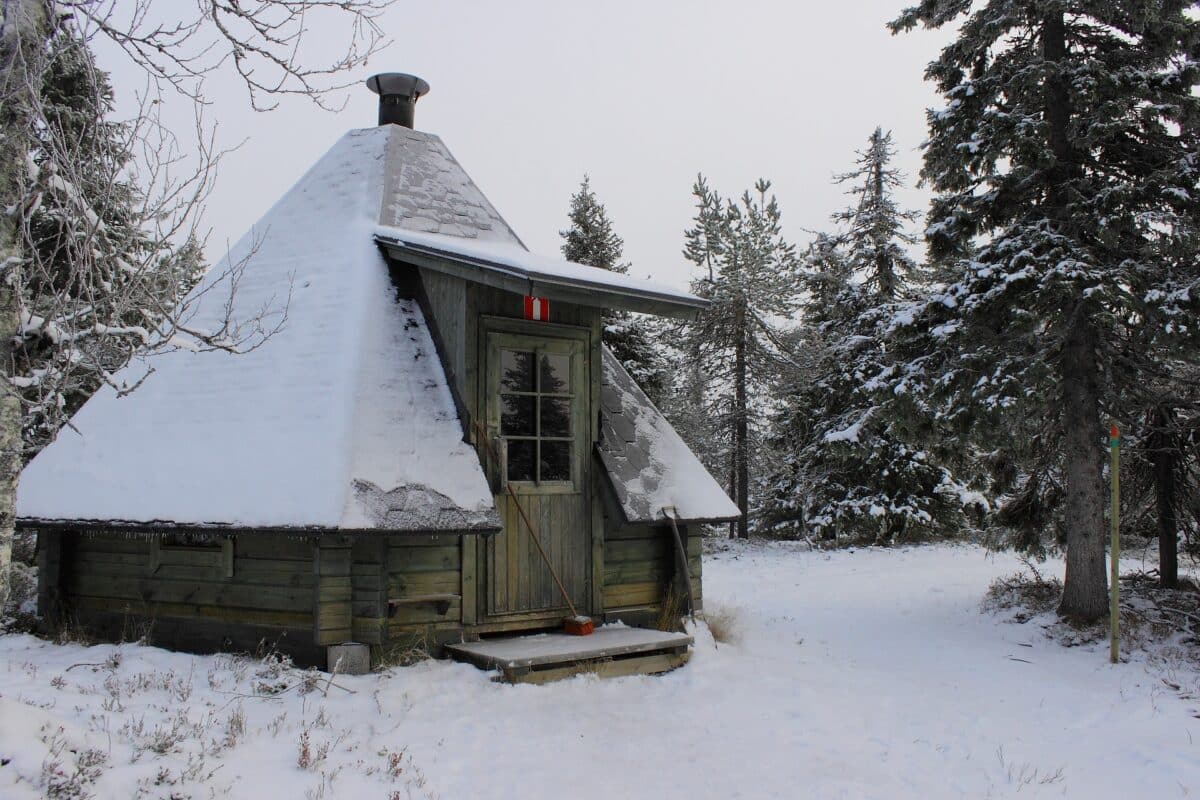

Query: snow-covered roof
[[18, 123, 725, 533], [17, 126, 499, 531], [598, 349, 740, 524], [375, 228, 708, 319], [378, 126, 523, 245]]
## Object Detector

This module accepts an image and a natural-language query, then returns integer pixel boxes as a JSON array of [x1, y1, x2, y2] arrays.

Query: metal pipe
[[366, 73, 430, 128]]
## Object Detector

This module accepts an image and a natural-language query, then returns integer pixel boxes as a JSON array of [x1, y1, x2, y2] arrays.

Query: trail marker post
[[1109, 423, 1120, 664]]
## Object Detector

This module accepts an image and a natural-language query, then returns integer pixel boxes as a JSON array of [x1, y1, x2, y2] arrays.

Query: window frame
[[148, 533, 235, 579], [485, 327, 587, 494]]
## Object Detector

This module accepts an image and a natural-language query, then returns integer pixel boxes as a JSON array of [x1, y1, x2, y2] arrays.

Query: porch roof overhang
[[375, 227, 709, 320]]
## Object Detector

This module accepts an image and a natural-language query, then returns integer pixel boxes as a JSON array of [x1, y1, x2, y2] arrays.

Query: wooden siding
[[598, 475, 703, 625], [384, 534, 464, 649], [418, 267, 467, 405], [351, 536, 387, 645], [54, 532, 322, 665], [602, 524, 702, 615], [313, 537, 352, 645], [45, 531, 481, 664], [37, 530, 65, 623]]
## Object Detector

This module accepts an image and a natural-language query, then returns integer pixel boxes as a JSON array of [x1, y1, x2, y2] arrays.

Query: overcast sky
[[100, 1, 955, 291]]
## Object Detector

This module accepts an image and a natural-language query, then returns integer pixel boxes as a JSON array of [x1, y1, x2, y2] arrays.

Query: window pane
[[500, 350, 535, 392], [507, 440, 535, 482], [539, 353, 570, 394], [500, 395, 535, 436], [539, 398, 571, 437], [540, 441, 571, 482]]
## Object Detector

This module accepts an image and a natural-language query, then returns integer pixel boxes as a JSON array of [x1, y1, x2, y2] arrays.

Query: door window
[[499, 348, 574, 484]]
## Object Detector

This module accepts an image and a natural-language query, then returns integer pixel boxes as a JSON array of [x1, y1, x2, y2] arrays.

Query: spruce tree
[[766, 132, 976, 543], [890, 1, 1200, 620], [18, 30, 205, 454], [1130, 208, 1200, 588], [682, 176, 802, 538], [834, 128, 922, 300], [560, 175, 666, 401]]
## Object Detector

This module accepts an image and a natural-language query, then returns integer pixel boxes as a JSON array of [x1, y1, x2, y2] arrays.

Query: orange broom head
[[563, 615, 594, 636]]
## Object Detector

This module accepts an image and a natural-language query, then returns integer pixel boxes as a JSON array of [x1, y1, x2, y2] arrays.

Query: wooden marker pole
[[1109, 424, 1120, 665]]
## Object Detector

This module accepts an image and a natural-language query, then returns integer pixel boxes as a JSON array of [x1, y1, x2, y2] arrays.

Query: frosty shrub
[[40, 729, 107, 800]]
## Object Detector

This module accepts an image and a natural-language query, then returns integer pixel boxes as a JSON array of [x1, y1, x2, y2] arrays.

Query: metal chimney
[[366, 73, 430, 128]]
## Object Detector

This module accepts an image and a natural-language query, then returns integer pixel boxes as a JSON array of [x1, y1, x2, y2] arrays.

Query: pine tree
[[763, 238, 850, 537], [682, 176, 802, 538], [890, 1, 1200, 621], [560, 175, 666, 401], [766, 131, 976, 543]]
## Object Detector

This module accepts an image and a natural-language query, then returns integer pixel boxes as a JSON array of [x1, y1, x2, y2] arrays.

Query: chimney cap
[[366, 73, 430, 100]]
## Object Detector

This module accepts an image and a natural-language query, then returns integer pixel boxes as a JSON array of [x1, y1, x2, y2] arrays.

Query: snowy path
[[2, 543, 1198, 799]]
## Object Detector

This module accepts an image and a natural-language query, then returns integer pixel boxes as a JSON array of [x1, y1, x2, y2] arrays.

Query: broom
[[476, 423, 594, 636]]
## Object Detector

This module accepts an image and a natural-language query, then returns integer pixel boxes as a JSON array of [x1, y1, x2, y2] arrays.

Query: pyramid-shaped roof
[[17, 125, 733, 530], [18, 126, 505, 530]]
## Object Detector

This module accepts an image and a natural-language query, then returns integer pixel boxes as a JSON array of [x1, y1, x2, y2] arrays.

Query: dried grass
[[374, 631, 433, 670], [702, 604, 742, 645], [655, 584, 686, 632]]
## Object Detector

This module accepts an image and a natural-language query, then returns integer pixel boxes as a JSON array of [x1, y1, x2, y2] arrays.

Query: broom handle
[[475, 422, 579, 618]]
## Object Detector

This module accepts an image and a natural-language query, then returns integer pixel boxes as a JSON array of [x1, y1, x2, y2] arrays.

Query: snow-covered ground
[[2, 543, 1198, 799]]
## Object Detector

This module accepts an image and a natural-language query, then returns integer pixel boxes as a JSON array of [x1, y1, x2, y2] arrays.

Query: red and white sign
[[524, 295, 550, 321]]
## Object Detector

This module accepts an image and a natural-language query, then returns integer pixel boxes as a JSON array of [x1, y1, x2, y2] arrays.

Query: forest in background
[[559, 1, 1200, 625]]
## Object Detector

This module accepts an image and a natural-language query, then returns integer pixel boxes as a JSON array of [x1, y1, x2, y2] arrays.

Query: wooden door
[[482, 330, 590, 620]]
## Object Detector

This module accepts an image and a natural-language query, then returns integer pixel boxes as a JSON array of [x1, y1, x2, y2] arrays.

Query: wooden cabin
[[17, 74, 739, 675]]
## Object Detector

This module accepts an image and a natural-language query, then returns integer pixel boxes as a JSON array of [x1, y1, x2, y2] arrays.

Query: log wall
[[45, 531, 323, 665]]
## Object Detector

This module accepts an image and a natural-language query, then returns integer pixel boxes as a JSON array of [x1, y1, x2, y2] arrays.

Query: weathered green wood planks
[[313, 539, 352, 645]]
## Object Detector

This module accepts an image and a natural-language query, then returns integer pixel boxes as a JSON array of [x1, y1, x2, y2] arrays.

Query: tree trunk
[[0, 0, 47, 612], [1043, 11, 1073, 207], [734, 298, 749, 539], [1057, 311, 1108, 622], [1043, 9, 1108, 622], [1151, 404, 1179, 589], [727, 447, 736, 539]]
